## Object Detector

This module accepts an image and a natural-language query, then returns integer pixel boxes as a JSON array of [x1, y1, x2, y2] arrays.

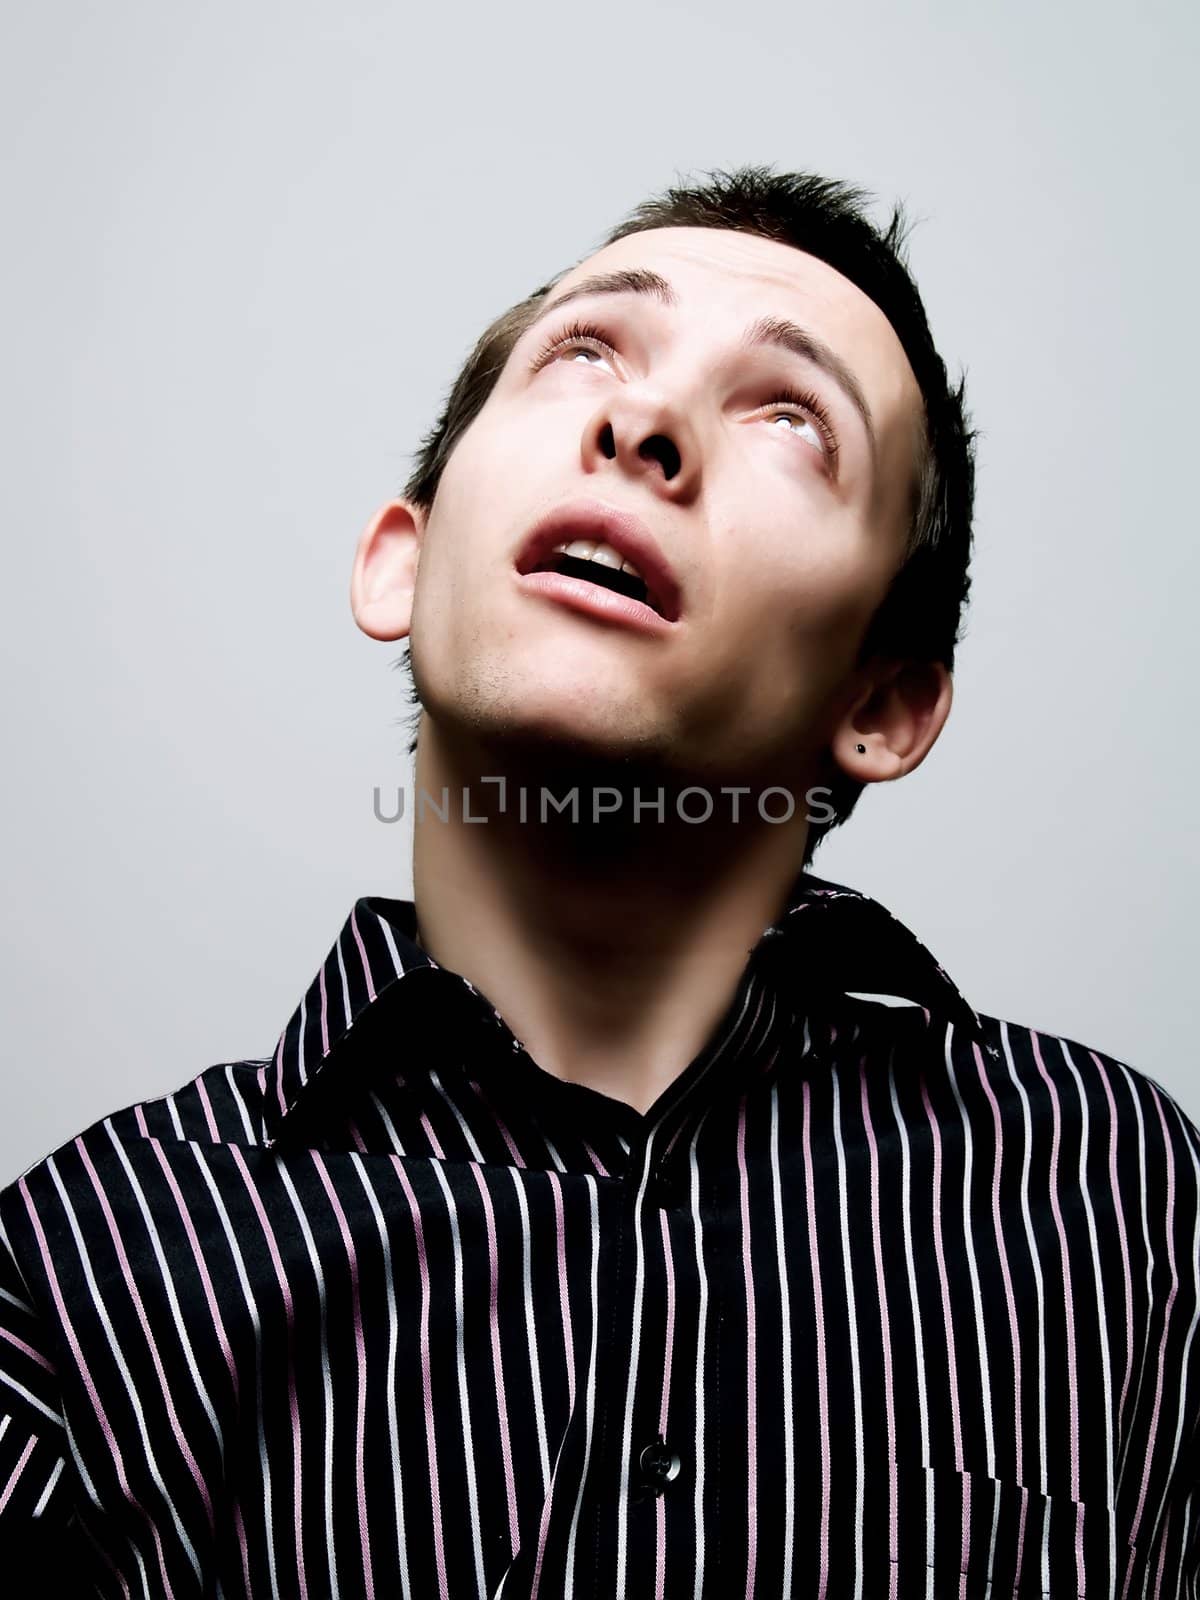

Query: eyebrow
[[528, 267, 878, 458]]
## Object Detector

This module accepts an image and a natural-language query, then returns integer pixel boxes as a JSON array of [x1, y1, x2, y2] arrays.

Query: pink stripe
[[0, 1324, 56, 1374], [229, 1146, 308, 1600], [312, 1156, 375, 1600], [390, 1155, 450, 1600], [919, 1071, 965, 1467], [195, 1077, 221, 1145], [233, 1499, 253, 1597], [1151, 1493, 1173, 1598], [1029, 1033, 1080, 1500], [973, 1040, 1024, 1467], [529, 1173, 580, 1600], [801, 1081, 831, 1600], [420, 1112, 447, 1161], [0, 1434, 35, 1513], [465, 1080, 526, 1167], [146, 1139, 239, 1398], [655, 1207, 677, 1600], [581, 1139, 610, 1179], [74, 1138, 214, 1526], [859, 1060, 899, 1594], [1015, 1484, 1029, 1584], [469, 1164, 520, 1554], [548, 1171, 577, 1414], [736, 1095, 758, 1600], [350, 908, 378, 1003], [18, 1176, 172, 1589], [1127, 1087, 1181, 1551]]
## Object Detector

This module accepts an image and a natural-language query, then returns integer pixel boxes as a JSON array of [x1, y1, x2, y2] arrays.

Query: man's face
[[402, 226, 925, 785]]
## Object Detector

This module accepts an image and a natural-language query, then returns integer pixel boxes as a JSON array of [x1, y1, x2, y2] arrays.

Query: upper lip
[[514, 500, 683, 623]]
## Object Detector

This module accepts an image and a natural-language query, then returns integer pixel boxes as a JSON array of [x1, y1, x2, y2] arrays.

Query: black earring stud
[[855, 743, 866, 754]]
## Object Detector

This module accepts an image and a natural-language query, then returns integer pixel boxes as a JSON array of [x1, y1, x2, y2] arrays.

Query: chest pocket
[[888, 1463, 1125, 1598]]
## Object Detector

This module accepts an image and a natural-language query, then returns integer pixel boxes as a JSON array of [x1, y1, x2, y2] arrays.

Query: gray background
[[1, 1, 1196, 1184]]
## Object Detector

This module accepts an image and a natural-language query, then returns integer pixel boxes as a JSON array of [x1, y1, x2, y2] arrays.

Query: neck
[[409, 716, 814, 1115]]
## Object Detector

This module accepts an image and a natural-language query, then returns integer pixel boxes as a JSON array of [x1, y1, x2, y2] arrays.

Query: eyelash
[[530, 317, 841, 469]]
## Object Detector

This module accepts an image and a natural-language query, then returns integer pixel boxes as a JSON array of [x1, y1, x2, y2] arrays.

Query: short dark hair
[[395, 164, 976, 863]]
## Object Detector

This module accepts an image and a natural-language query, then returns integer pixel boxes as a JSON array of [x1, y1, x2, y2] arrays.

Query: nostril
[[638, 434, 681, 480]]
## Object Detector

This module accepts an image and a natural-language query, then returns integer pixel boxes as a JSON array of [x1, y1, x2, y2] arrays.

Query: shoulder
[[0, 1055, 274, 1240], [972, 1009, 1200, 1161], [968, 1011, 1200, 1269]]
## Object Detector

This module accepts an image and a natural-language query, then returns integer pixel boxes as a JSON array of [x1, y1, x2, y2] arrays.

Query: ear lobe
[[830, 659, 953, 784], [350, 500, 423, 642]]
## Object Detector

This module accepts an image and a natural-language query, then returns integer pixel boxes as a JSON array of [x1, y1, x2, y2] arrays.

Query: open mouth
[[528, 538, 664, 617]]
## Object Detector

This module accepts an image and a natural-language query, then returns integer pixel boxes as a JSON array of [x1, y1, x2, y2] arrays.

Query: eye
[[761, 385, 840, 470], [530, 319, 619, 372], [769, 411, 823, 448]]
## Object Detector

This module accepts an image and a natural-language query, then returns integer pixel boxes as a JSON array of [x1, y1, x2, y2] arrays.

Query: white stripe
[[999, 1020, 1049, 1494], [1169, 1483, 1193, 1600], [830, 1063, 866, 1600], [101, 1121, 223, 1445], [690, 1110, 716, 1600], [429, 1071, 485, 1163], [887, 1053, 930, 1468], [46, 1155, 193, 1591], [613, 1141, 658, 1597], [768, 1080, 795, 1596], [349, 1155, 414, 1600], [373, 910, 407, 977], [276, 1161, 339, 1597], [335, 934, 353, 1034], [368, 1091, 407, 1157], [563, 1179, 602, 1595], [543, 1136, 568, 1175], [426, 1159, 488, 1595], [1058, 1040, 1117, 1576], [31, 1453, 65, 1517], [0, 1374, 64, 1430], [189, 1148, 281, 1600], [1140, 1089, 1200, 1562], [943, 1025, 996, 1474], [224, 1063, 258, 1143], [508, 1169, 552, 1493], [166, 1096, 186, 1142], [1111, 1059, 1154, 1498]]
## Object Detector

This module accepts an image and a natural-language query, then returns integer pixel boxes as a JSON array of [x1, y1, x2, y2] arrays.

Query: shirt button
[[638, 1437, 682, 1492]]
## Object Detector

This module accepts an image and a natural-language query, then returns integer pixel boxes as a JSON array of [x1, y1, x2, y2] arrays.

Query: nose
[[583, 388, 702, 501]]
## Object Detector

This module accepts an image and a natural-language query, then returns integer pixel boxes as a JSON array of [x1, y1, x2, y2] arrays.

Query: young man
[[1, 167, 1196, 1596]]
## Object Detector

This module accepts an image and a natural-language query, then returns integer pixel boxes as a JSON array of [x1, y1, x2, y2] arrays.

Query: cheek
[[725, 519, 888, 655]]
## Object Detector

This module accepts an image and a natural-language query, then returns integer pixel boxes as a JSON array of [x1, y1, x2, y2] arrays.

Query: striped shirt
[[1, 869, 1198, 1597]]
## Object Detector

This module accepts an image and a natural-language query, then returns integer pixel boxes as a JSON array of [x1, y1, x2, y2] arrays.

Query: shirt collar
[[260, 870, 982, 1146]]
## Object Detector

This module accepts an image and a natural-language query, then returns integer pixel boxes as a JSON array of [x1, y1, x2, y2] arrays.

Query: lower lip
[[514, 568, 677, 636]]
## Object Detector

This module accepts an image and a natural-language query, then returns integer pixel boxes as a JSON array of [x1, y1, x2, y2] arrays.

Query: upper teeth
[[553, 539, 645, 584]]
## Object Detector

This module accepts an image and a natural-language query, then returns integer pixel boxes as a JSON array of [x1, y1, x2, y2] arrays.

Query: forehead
[[551, 226, 922, 429]]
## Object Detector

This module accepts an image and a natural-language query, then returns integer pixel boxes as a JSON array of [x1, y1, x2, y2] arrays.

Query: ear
[[829, 658, 953, 785], [350, 500, 424, 642]]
